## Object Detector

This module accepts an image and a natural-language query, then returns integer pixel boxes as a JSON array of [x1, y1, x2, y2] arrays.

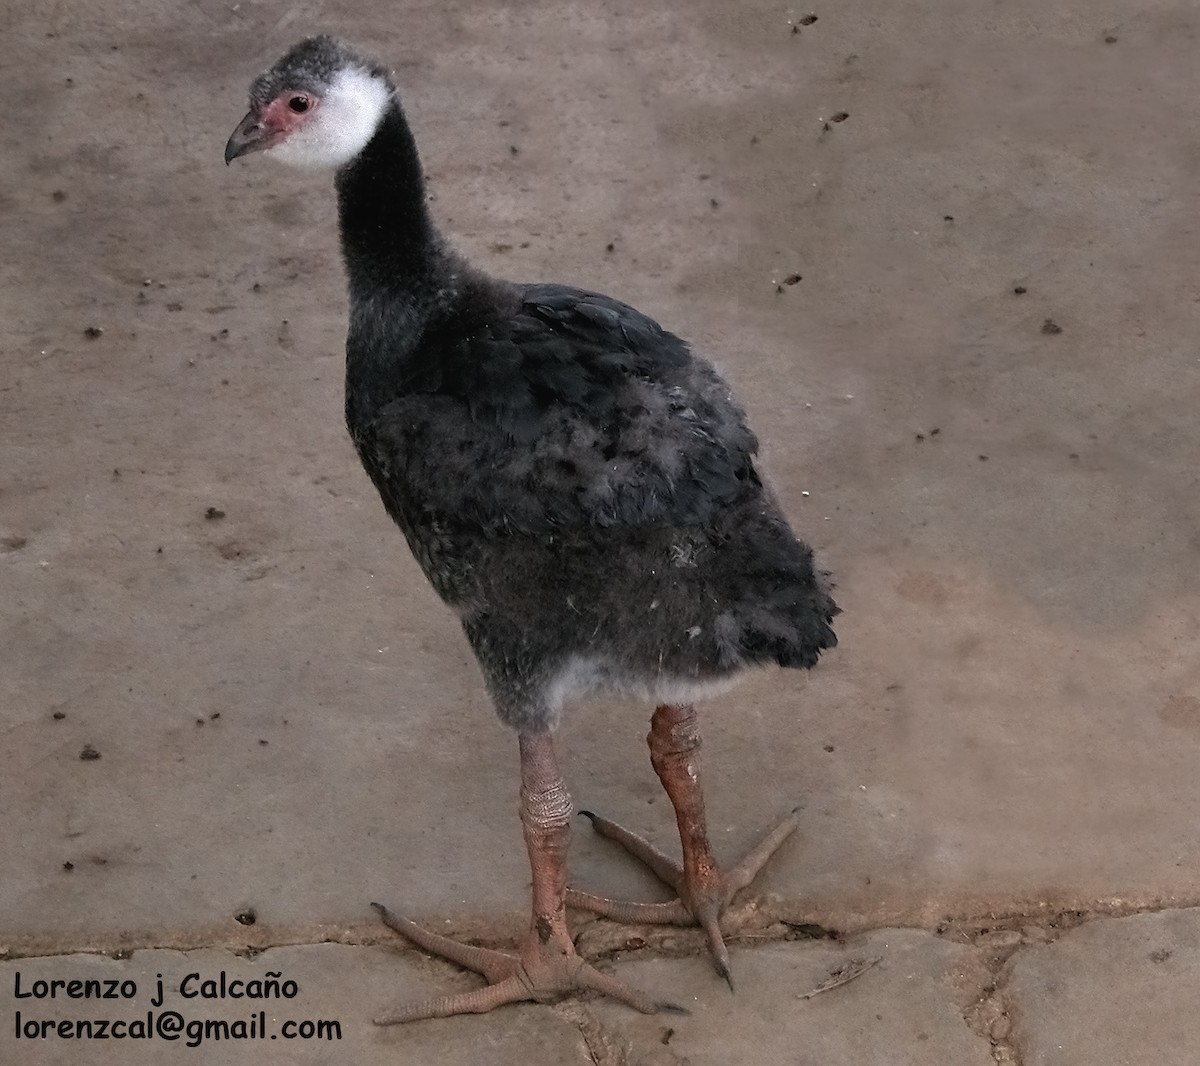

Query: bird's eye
[[288, 95, 310, 113]]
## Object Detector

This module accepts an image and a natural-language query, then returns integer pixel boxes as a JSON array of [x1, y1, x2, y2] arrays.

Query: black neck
[[335, 100, 443, 303]]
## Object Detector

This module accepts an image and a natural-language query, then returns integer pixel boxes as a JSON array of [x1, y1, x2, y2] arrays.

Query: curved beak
[[224, 109, 270, 165]]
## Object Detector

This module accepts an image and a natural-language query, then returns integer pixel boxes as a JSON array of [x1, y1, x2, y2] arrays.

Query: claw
[[717, 959, 735, 993], [696, 901, 734, 992]]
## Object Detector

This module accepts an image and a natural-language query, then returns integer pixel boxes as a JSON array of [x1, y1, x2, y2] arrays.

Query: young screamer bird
[[226, 37, 837, 1022]]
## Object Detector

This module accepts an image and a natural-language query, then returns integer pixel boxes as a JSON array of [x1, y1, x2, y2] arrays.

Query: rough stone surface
[[591, 932, 995, 1065], [1006, 910, 1200, 1066]]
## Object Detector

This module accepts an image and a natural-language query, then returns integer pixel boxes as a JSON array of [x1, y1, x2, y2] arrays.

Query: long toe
[[375, 975, 530, 1024]]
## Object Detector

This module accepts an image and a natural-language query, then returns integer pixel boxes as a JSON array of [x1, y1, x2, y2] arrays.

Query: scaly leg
[[567, 703, 799, 990], [373, 731, 678, 1023]]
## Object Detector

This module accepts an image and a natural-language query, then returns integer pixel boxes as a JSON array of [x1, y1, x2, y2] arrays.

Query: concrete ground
[[3, 0, 1198, 1061]]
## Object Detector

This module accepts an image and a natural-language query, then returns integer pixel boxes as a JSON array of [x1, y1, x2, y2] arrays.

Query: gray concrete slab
[[591, 931, 995, 1065], [1, 945, 593, 1065], [5, 0, 1200, 956], [1006, 909, 1200, 1066]]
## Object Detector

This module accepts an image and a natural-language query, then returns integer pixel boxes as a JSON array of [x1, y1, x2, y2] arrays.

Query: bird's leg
[[567, 703, 800, 989], [373, 730, 674, 1024]]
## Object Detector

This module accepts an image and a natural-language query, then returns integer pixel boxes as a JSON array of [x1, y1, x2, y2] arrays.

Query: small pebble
[[79, 744, 101, 761]]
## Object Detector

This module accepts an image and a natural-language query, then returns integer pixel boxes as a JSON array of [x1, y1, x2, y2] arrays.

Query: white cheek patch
[[270, 67, 392, 169]]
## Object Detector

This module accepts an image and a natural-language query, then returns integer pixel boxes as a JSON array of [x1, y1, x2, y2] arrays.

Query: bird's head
[[225, 36, 393, 169]]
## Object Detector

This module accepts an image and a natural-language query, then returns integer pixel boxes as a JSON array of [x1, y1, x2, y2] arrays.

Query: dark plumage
[[228, 36, 837, 1021], [350, 275, 837, 728]]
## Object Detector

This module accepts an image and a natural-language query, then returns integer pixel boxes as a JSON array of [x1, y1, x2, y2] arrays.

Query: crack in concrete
[[7, 901, 1198, 1063], [554, 1001, 633, 1066], [4, 896, 1198, 973], [554, 1000, 691, 1066], [7, 888, 1200, 1066], [958, 932, 1024, 1066], [944, 903, 1156, 1066]]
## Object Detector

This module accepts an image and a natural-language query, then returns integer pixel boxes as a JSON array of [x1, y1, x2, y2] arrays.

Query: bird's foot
[[566, 807, 801, 990], [370, 902, 681, 1023]]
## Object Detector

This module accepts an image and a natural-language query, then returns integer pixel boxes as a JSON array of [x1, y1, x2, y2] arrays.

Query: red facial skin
[[225, 91, 320, 162]]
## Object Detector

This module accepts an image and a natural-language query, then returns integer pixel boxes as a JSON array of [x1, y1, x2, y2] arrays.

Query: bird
[[226, 36, 838, 1024]]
